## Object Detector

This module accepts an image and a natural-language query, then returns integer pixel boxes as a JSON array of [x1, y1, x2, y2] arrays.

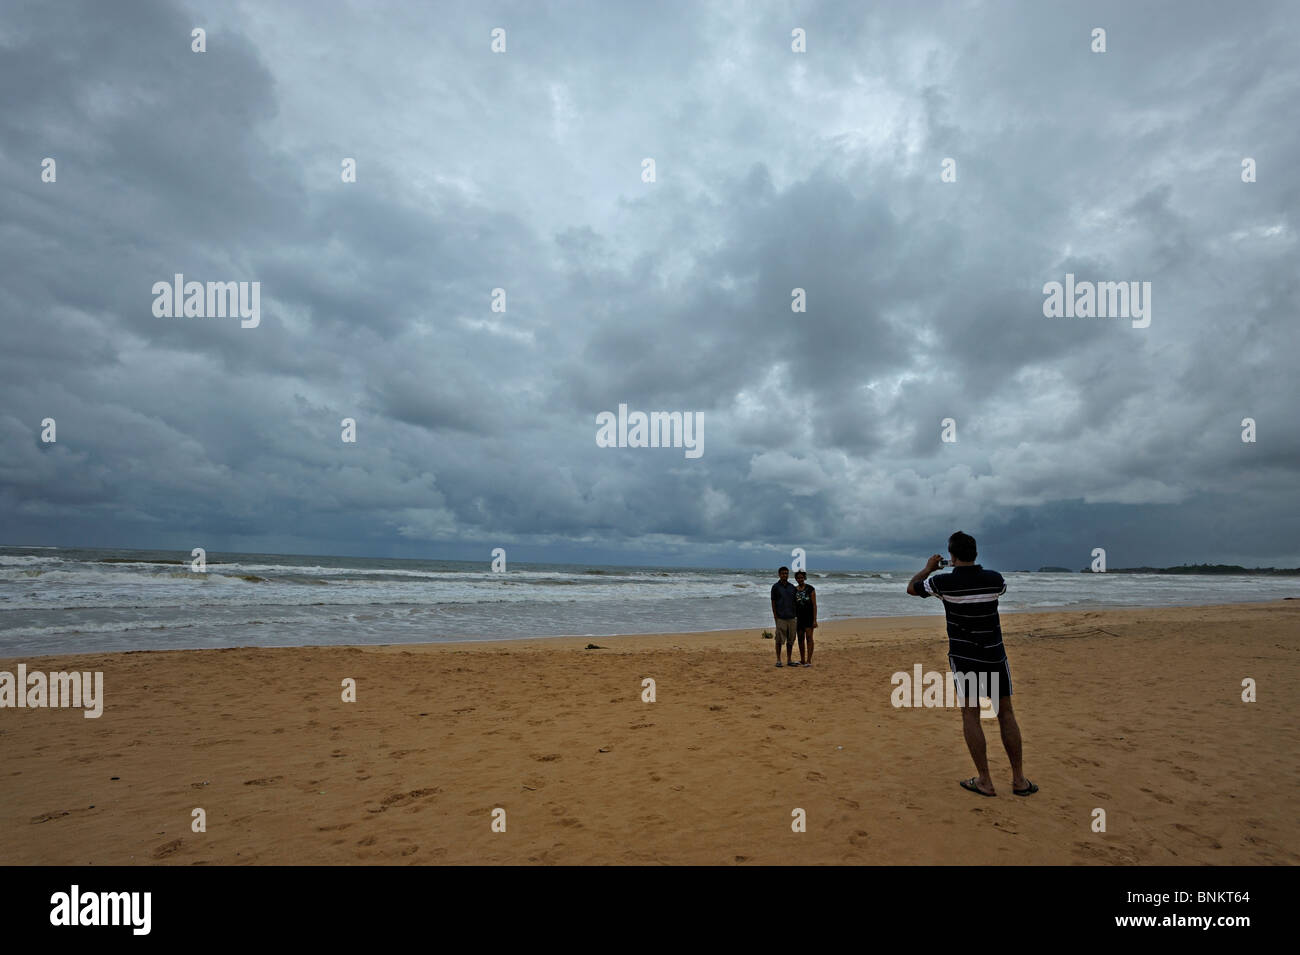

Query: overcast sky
[[1, 0, 1297, 570]]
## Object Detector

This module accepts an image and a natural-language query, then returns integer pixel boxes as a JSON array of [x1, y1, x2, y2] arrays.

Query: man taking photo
[[907, 531, 1037, 797]]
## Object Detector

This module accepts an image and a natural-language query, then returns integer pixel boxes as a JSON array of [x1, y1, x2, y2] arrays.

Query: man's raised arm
[[906, 554, 944, 596]]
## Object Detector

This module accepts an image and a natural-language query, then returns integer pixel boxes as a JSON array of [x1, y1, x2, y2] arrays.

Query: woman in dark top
[[793, 570, 818, 666]]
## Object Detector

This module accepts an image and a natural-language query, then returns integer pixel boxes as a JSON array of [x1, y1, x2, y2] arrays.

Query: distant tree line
[[1064, 564, 1300, 575]]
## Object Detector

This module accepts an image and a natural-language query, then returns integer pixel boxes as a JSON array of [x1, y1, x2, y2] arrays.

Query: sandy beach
[[1, 601, 1297, 865]]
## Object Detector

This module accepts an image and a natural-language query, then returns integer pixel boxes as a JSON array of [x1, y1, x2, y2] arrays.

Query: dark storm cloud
[[1, 0, 1297, 569]]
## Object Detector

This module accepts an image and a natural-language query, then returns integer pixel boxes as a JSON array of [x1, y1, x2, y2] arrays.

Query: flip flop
[[960, 777, 996, 797], [1013, 780, 1039, 796], [775, 662, 783, 667]]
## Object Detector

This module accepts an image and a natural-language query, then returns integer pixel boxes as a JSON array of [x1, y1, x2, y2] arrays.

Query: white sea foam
[[1, 549, 1293, 655]]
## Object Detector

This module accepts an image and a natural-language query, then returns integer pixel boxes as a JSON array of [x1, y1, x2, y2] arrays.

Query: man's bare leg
[[960, 704, 995, 794], [996, 696, 1030, 790]]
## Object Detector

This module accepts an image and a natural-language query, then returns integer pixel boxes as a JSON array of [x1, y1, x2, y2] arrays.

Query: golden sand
[[1, 602, 1296, 864]]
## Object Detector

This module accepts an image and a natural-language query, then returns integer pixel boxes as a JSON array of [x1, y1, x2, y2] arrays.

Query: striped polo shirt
[[916, 565, 1008, 667]]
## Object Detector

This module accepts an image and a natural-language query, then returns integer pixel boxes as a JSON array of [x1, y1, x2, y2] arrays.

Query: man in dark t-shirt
[[770, 567, 798, 667], [907, 531, 1037, 798]]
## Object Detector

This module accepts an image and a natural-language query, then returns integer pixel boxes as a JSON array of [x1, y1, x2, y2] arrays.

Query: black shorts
[[796, 617, 815, 636], [948, 653, 1012, 700]]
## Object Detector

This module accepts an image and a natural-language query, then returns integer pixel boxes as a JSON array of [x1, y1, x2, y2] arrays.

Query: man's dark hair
[[948, 531, 977, 562], [778, 566, 789, 573]]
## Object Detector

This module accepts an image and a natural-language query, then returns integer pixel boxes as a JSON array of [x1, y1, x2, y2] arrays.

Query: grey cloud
[[1, 0, 1297, 570]]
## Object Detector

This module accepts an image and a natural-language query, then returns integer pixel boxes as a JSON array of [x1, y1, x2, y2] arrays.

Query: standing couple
[[771, 566, 817, 667]]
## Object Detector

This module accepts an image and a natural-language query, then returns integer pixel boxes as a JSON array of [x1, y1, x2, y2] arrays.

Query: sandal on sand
[[1013, 780, 1039, 796], [775, 661, 783, 667], [960, 777, 996, 797]]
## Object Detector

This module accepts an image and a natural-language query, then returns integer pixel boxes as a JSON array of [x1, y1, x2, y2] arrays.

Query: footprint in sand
[[151, 838, 183, 859], [1139, 786, 1174, 805], [379, 788, 439, 808], [30, 810, 71, 824], [1172, 823, 1222, 849]]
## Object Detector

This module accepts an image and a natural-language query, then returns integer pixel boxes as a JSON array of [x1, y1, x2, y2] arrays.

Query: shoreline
[[3, 597, 1296, 660]]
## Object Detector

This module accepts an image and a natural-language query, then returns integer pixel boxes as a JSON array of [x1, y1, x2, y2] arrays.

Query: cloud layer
[[2, 0, 1297, 570]]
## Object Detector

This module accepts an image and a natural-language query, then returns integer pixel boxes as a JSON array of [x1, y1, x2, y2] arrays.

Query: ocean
[[1, 545, 1294, 656]]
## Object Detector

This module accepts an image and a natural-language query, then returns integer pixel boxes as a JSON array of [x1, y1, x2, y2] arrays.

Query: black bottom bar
[[5, 864, 1286, 941]]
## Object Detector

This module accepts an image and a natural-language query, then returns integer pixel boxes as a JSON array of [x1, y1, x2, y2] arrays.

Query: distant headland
[[1040, 564, 1300, 575]]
